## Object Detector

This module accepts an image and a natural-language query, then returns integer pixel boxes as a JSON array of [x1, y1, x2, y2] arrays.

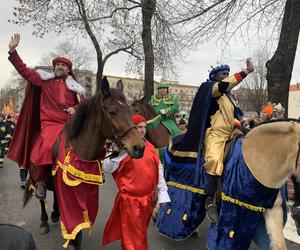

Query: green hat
[[157, 83, 169, 89]]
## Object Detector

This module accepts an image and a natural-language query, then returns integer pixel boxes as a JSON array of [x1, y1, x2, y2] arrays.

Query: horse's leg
[[51, 191, 60, 223], [152, 203, 160, 222], [69, 230, 82, 250], [264, 192, 287, 250], [40, 199, 50, 234], [291, 176, 300, 206]]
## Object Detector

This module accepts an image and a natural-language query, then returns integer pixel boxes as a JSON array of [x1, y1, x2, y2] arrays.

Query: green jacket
[[150, 95, 180, 117], [149, 94, 181, 141]]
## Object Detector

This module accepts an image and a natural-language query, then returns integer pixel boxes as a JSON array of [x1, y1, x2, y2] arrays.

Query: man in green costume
[[150, 83, 180, 138]]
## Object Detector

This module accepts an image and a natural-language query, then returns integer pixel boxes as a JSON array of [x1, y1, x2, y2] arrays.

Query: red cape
[[7, 84, 41, 170]]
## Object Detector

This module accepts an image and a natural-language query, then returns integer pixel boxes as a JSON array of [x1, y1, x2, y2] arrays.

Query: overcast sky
[[1, 0, 299, 89]]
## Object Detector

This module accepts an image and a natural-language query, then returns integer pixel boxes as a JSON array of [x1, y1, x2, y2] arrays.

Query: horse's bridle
[[112, 126, 137, 147], [102, 98, 137, 148]]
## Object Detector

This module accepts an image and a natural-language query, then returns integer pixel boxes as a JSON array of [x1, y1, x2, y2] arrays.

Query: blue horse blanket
[[157, 138, 284, 249]]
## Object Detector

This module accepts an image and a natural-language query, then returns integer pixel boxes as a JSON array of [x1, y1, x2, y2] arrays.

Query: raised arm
[[212, 58, 255, 97], [8, 34, 42, 86]]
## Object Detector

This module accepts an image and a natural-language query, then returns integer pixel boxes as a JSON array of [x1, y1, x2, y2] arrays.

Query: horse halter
[[112, 126, 137, 147], [102, 98, 137, 148]]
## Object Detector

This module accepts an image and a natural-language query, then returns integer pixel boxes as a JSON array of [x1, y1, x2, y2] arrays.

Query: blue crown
[[209, 64, 230, 81]]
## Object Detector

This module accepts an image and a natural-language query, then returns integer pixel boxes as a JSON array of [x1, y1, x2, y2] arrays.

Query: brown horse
[[26, 77, 145, 249], [131, 97, 171, 151]]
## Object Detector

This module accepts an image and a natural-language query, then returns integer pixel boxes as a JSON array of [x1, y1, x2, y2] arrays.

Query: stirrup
[[35, 181, 47, 200], [206, 203, 219, 224]]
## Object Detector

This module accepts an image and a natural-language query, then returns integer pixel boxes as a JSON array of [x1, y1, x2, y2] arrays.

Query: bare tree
[[10, 0, 137, 92], [102, 0, 187, 102], [40, 41, 92, 72], [141, 0, 156, 102], [237, 49, 269, 115], [10, 0, 188, 99], [266, 0, 300, 115], [162, 0, 300, 114]]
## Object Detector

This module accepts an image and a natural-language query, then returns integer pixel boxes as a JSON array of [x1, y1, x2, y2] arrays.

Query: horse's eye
[[109, 111, 117, 115]]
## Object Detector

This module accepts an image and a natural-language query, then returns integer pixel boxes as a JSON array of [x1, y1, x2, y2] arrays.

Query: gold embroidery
[[167, 141, 198, 158], [221, 192, 265, 212], [166, 181, 205, 195]]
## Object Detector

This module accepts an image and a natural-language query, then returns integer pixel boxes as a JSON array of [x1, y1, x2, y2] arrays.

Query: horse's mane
[[246, 118, 300, 138], [65, 89, 127, 139], [253, 118, 300, 128]]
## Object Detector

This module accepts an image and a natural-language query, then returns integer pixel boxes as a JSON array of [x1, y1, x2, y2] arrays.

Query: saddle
[[223, 135, 239, 164]]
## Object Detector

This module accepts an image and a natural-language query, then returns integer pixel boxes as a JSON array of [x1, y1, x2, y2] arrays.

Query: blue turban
[[209, 64, 230, 81]]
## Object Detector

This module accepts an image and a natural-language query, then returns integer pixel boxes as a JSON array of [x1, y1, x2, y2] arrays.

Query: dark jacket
[[0, 224, 37, 250]]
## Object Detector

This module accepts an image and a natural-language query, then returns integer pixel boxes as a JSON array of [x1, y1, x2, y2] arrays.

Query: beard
[[55, 70, 68, 78]]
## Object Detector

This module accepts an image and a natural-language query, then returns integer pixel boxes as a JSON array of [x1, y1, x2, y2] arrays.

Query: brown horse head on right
[[131, 96, 171, 149], [131, 96, 157, 120], [66, 77, 145, 159]]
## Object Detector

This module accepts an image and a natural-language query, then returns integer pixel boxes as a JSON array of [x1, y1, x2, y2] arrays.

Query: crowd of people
[[1, 33, 300, 250], [0, 114, 15, 168]]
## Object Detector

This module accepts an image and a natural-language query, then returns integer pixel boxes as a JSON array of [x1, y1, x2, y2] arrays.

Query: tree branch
[[103, 41, 136, 65], [68, 5, 141, 22], [173, 0, 226, 25], [75, 0, 102, 60]]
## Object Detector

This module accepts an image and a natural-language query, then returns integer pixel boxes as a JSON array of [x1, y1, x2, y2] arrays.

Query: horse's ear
[[132, 96, 137, 103], [101, 76, 111, 98], [140, 96, 145, 103], [116, 79, 124, 94]]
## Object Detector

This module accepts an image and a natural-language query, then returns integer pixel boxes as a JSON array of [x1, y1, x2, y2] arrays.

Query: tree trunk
[[266, 0, 300, 116], [141, 0, 156, 103], [77, 0, 103, 93], [96, 59, 104, 93]]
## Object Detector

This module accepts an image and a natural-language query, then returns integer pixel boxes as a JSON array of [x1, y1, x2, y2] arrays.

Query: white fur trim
[[65, 75, 86, 95], [36, 69, 86, 95], [36, 69, 55, 80]]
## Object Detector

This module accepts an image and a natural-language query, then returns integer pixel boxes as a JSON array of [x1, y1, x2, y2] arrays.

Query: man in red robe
[[7, 33, 85, 199], [102, 114, 170, 250]]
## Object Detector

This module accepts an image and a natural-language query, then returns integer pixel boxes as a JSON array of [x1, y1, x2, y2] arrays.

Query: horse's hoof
[[70, 231, 82, 250], [71, 245, 81, 250], [40, 223, 50, 234], [51, 211, 60, 223]]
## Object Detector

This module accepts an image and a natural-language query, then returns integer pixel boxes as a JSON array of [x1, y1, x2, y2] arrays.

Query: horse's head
[[100, 78, 145, 158], [243, 119, 300, 188], [132, 97, 147, 117], [132, 97, 157, 120]]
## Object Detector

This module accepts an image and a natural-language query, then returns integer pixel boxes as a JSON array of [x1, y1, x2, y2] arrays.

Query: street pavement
[[0, 158, 300, 250]]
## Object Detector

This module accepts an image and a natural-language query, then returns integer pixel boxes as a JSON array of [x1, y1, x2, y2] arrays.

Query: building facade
[[289, 83, 300, 119], [104, 75, 199, 113], [10, 68, 199, 114]]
